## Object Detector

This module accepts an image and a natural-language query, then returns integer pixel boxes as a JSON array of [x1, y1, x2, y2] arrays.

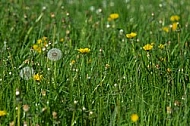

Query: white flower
[[20, 66, 34, 80], [47, 48, 62, 61]]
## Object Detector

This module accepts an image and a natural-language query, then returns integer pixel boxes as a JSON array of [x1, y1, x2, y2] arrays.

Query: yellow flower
[[60, 38, 64, 42], [33, 73, 43, 81], [33, 37, 49, 53], [37, 39, 42, 44], [33, 44, 42, 53], [108, 13, 119, 21], [0, 110, 7, 116], [42, 37, 47, 41], [77, 48, 90, 54], [172, 22, 178, 31], [43, 41, 48, 47], [130, 114, 139, 122], [162, 26, 169, 32], [167, 68, 171, 73], [151, 42, 154, 46], [170, 15, 180, 22], [158, 44, 165, 49], [143, 44, 153, 51], [126, 32, 137, 39], [70, 60, 76, 65]]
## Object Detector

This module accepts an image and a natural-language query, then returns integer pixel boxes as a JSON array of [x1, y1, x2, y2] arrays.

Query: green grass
[[1, 0, 190, 125]]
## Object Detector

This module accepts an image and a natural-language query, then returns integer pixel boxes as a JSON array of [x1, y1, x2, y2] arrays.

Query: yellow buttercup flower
[[143, 44, 153, 51], [167, 68, 171, 73], [37, 39, 42, 44], [33, 44, 42, 53], [162, 26, 169, 32], [33, 73, 43, 81], [33, 36, 48, 53], [158, 44, 165, 49], [151, 42, 154, 46], [170, 15, 180, 22], [60, 38, 64, 42], [130, 114, 139, 122], [77, 48, 91, 54], [126, 32, 137, 39], [0, 110, 7, 116], [108, 13, 119, 21], [172, 22, 178, 31], [70, 60, 76, 65], [42, 36, 47, 41]]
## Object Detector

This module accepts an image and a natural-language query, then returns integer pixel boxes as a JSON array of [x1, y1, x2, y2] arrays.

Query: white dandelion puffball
[[47, 48, 62, 61], [20, 66, 34, 80]]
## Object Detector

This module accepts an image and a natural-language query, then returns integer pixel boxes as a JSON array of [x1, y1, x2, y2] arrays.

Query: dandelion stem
[[17, 103, 21, 126], [53, 62, 57, 89]]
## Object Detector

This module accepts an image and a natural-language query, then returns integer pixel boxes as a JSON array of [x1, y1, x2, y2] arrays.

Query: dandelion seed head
[[23, 121, 27, 126], [23, 104, 30, 112], [9, 121, 15, 126], [66, 30, 70, 35], [74, 100, 78, 104], [159, 20, 163, 24], [174, 100, 180, 106], [41, 90, 46, 96], [66, 12, 70, 16], [82, 107, 86, 111], [47, 48, 62, 61], [96, 8, 102, 14], [106, 24, 110, 28], [20, 66, 34, 80], [52, 111, 57, 119], [89, 6, 95, 11], [16, 88, 20, 96], [42, 107, 47, 112], [42, 47, 46, 51], [166, 106, 172, 114], [119, 29, 124, 35], [89, 111, 93, 115], [42, 6, 46, 10], [51, 13, 55, 18], [182, 95, 185, 100]]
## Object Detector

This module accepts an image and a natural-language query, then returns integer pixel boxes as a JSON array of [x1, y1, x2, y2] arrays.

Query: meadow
[[0, 0, 190, 125]]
